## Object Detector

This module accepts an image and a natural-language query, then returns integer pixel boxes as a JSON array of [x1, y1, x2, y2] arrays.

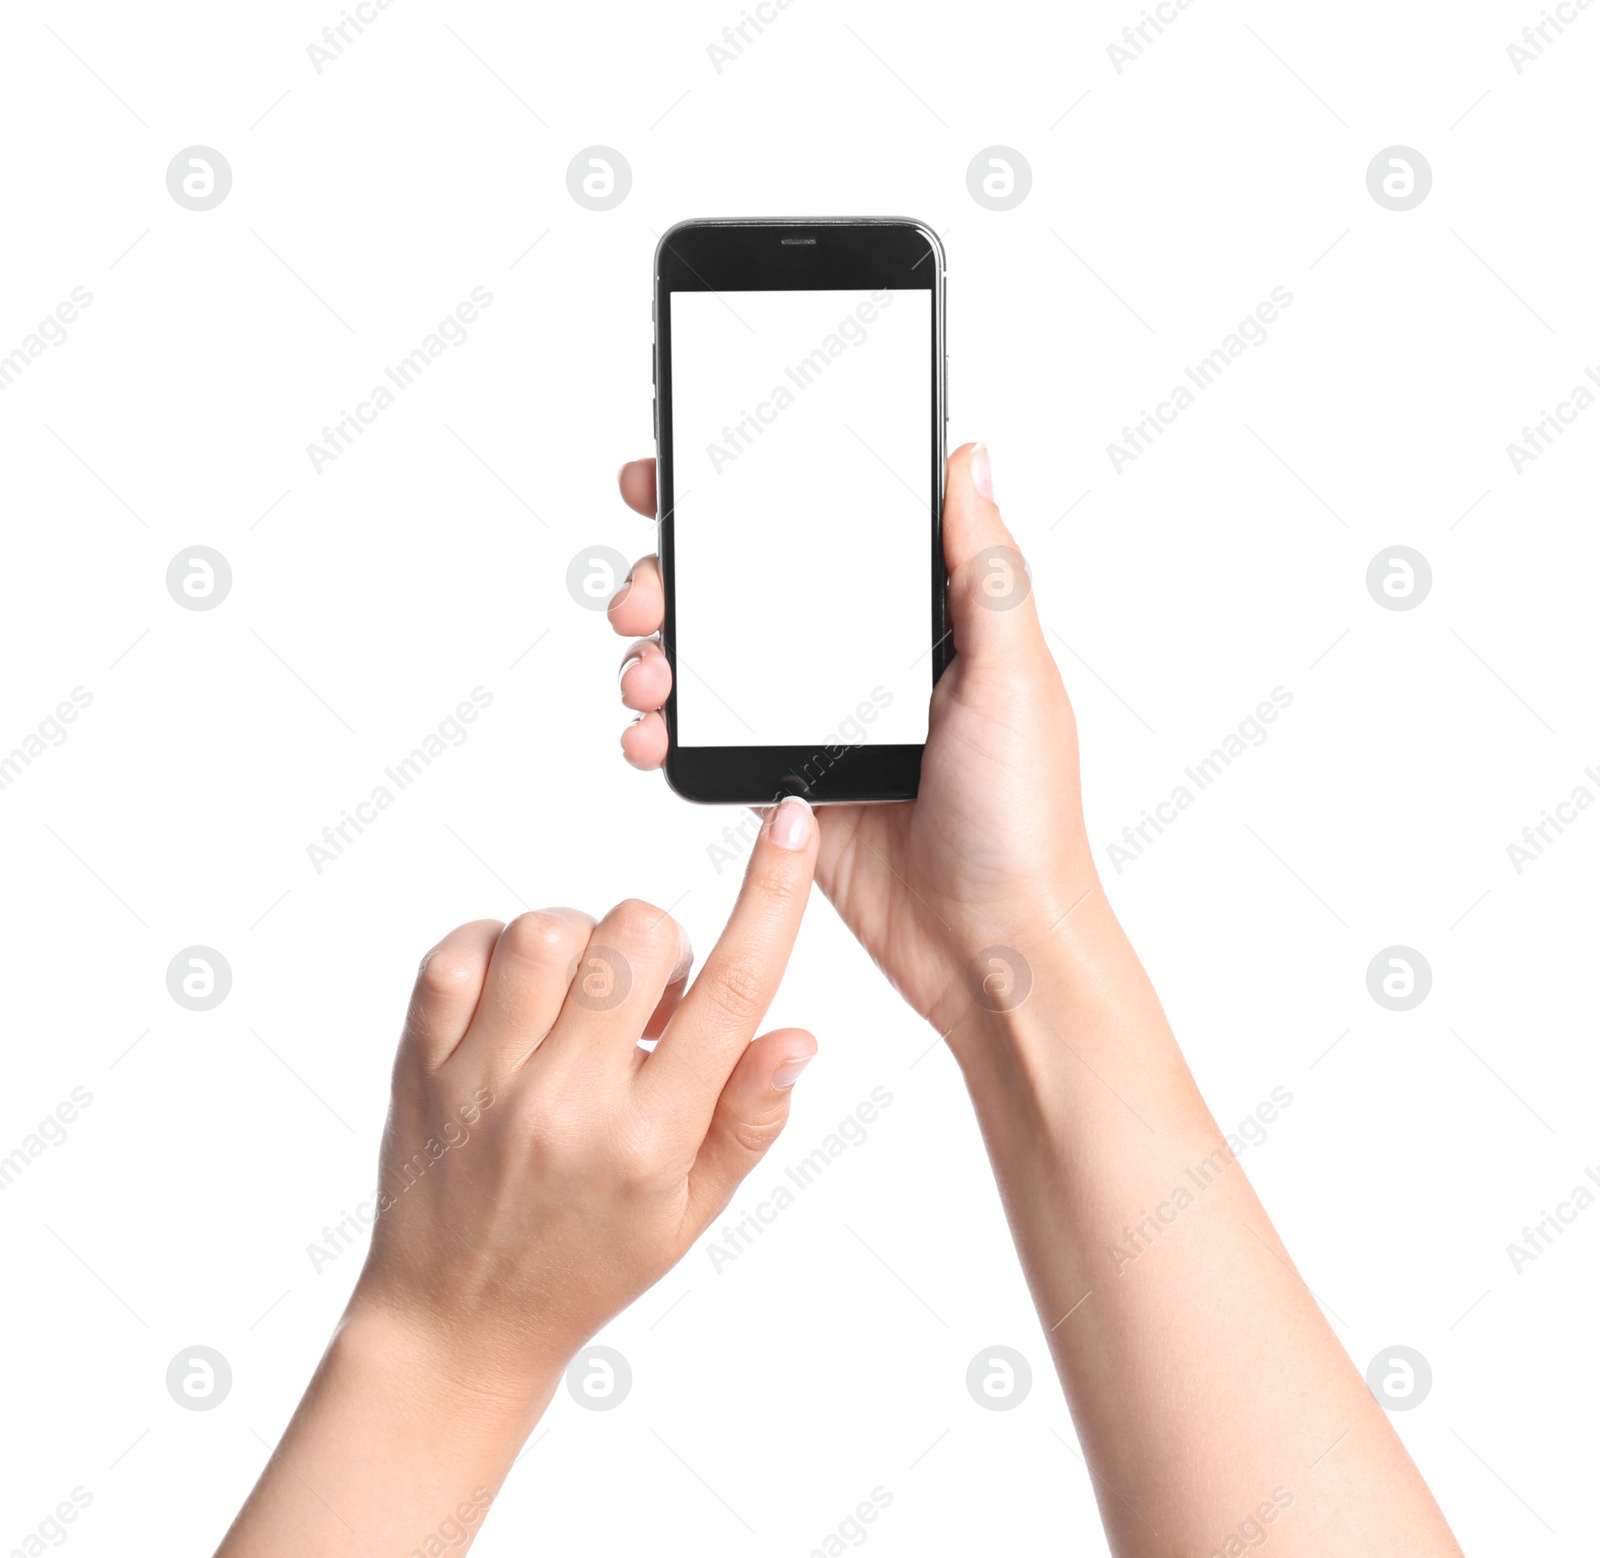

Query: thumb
[[684, 1028, 816, 1228], [943, 441, 1044, 666]]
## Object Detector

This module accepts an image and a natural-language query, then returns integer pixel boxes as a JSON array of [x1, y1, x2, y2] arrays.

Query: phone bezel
[[652, 216, 947, 806]]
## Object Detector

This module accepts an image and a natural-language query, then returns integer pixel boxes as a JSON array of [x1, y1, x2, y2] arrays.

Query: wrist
[[932, 874, 1123, 1053], [336, 1293, 564, 1432], [937, 889, 1185, 1109]]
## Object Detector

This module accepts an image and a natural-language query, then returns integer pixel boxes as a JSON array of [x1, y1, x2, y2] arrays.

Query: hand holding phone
[[612, 435, 1099, 1029]]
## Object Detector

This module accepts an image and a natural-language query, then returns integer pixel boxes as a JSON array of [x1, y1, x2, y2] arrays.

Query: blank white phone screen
[[669, 287, 933, 748]]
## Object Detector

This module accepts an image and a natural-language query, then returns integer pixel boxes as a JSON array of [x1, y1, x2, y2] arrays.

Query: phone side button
[[652, 396, 658, 441]]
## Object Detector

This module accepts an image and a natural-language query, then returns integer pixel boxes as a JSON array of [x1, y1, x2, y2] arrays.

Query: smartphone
[[652, 217, 947, 805]]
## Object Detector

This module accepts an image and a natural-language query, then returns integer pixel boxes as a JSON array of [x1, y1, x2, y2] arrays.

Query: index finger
[[640, 797, 818, 1125]]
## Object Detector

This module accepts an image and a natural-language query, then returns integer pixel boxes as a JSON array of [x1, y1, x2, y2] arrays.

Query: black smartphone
[[652, 217, 947, 805]]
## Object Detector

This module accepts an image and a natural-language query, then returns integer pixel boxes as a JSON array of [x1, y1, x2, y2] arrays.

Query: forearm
[[215, 1305, 555, 1558], [947, 892, 1459, 1557]]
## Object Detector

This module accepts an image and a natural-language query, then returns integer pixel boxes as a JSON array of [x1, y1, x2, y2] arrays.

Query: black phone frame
[[652, 216, 948, 806]]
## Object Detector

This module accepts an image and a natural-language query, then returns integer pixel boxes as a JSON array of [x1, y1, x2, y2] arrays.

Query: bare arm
[[944, 905, 1458, 1554], [608, 443, 1461, 1555]]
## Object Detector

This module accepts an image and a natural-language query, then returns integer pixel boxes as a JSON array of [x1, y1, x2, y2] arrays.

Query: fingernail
[[618, 653, 643, 690], [970, 442, 993, 500], [771, 1054, 812, 1090], [769, 795, 814, 851]]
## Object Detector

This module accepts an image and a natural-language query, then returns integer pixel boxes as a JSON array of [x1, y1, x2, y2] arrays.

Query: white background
[[1, 2, 1596, 1554], [670, 286, 932, 747]]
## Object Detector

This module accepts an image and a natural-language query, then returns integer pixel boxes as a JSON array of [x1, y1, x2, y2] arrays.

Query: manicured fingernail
[[769, 795, 814, 851], [970, 442, 993, 500], [618, 653, 643, 690], [771, 1054, 812, 1090]]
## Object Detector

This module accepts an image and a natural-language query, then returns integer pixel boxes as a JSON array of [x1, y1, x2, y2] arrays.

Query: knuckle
[[500, 910, 583, 967], [703, 960, 768, 1026], [716, 1100, 783, 1158], [746, 861, 806, 909], [416, 928, 498, 1000], [610, 1123, 670, 1189], [607, 898, 676, 960]]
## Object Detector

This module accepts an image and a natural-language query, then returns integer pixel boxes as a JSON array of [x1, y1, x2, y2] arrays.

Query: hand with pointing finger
[[217, 797, 820, 1556], [352, 792, 820, 1379]]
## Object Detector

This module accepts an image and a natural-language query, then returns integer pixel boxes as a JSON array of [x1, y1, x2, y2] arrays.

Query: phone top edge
[[653, 217, 946, 276]]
